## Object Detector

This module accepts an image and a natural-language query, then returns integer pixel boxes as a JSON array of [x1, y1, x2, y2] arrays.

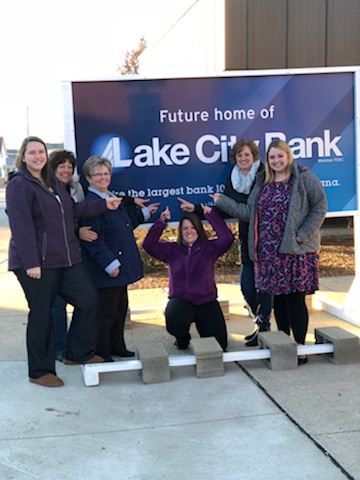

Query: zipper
[[42, 233, 47, 263], [55, 194, 72, 266]]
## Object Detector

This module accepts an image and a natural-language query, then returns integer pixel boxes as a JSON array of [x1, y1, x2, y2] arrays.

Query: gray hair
[[82, 156, 112, 177]]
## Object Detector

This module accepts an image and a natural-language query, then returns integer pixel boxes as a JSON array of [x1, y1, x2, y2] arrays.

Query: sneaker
[[29, 373, 64, 387]]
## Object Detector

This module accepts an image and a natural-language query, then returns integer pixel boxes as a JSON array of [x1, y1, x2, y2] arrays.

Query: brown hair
[[49, 149, 77, 172], [177, 213, 207, 245], [15, 136, 52, 187], [229, 139, 260, 164]]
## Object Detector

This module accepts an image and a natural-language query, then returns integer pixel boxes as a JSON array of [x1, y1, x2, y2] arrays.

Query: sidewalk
[[0, 197, 359, 479]]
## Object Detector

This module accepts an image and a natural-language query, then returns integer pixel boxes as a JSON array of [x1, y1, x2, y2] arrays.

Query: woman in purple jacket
[[6, 136, 120, 387], [143, 205, 234, 351]]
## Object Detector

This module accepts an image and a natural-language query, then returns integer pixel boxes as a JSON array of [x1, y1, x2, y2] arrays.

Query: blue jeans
[[52, 295, 68, 356], [240, 263, 273, 329]]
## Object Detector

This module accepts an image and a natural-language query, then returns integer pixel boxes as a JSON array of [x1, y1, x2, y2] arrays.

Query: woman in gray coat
[[214, 140, 327, 364]]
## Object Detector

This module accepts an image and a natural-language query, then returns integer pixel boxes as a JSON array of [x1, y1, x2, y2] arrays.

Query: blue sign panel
[[71, 72, 356, 221]]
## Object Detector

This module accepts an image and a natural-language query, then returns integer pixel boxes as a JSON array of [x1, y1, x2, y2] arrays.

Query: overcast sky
[[0, 0, 196, 148]]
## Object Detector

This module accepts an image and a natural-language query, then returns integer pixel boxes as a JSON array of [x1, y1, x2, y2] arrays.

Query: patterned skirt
[[255, 251, 319, 295]]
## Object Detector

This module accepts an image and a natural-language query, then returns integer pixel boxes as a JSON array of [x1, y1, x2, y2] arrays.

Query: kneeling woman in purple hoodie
[[143, 205, 234, 351]]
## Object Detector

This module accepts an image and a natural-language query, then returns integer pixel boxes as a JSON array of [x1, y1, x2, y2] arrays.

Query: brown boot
[[64, 355, 104, 365], [29, 373, 64, 387]]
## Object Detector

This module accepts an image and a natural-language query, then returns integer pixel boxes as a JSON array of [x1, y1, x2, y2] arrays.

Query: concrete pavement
[[0, 185, 359, 480]]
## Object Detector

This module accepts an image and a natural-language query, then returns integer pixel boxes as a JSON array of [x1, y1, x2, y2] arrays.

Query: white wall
[[139, 0, 225, 77]]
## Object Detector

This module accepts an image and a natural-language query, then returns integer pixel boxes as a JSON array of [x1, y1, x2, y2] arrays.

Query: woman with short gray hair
[[80, 155, 159, 362]]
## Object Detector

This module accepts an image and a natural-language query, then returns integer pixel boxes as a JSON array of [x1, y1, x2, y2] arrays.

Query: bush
[[135, 221, 240, 273]]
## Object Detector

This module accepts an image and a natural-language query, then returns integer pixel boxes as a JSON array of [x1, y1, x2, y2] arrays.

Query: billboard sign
[[65, 70, 357, 222]]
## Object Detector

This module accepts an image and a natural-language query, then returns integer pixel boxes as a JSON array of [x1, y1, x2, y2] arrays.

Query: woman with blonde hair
[[213, 139, 327, 364]]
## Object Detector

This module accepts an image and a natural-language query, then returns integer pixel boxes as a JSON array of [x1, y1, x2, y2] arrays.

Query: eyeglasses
[[92, 172, 111, 178]]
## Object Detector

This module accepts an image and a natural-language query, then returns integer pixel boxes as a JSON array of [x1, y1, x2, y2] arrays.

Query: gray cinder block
[[190, 337, 224, 378], [315, 326, 360, 364], [258, 331, 297, 370], [218, 298, 230, 321], [137, 343, 170, 384]]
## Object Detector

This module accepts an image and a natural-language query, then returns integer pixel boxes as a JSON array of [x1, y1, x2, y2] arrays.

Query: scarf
[[231, 160, 260, 194]]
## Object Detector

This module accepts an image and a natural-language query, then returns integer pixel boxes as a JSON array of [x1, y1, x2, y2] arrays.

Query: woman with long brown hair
[[6, 136, 120, 387], [143, 205, 234, 350]]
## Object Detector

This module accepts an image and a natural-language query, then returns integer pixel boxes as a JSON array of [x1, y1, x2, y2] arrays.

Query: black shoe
[[245, 335, 259, 347], [102, 356, 115, 363], [112, 349, 135, 358], [298, 356, 308, 366], [174, 341, 188, 350], [244, 328, 258, 341]]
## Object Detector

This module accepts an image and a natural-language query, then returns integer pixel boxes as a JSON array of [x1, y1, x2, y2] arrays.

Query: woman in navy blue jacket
[[81, 156, 159, 362], [6, 137, 121, 387]]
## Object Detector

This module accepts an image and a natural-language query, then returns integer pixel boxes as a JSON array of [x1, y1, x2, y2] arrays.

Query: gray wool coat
[[216, 163, 327, 262]]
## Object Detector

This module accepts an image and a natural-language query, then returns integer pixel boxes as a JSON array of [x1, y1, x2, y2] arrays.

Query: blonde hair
[[265, 139, 293, 183]]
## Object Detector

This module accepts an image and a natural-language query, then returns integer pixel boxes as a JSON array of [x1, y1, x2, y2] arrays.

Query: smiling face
[[181, 219, 199, 247], [55, 159, 74, 186], [86, 165, 111, 193], [22, 141, 47, 178], [235, 145, 255, 174], [267, 147, 289, 179]]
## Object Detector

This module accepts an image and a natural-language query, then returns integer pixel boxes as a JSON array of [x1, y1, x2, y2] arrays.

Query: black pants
[[273, 292, 308, 344], [165, 298, 228, 350], [15, 263, 97, 378], [95, 285, 129, 358]]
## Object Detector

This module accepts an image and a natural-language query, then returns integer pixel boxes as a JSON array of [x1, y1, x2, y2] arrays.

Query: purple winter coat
[[6, 171, 108, 271], [142, 209, 234, 305]]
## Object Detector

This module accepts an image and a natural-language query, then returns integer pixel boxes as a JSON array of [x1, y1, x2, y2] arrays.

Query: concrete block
[[137, 342, 170, 384], [315, 326, 360, 364], [258, 331, 297, 370], [190, 337, 224, 378], [218, 298, 230, 321]]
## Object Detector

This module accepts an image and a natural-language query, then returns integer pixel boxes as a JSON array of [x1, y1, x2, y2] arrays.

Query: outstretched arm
[[211, 193, 251, 222], [177, 197, 196, 213]]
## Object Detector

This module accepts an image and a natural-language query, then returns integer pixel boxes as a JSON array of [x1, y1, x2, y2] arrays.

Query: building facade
[[140, 0, 360, 75]]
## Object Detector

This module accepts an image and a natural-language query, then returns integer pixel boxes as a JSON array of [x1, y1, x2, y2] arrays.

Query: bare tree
[[118, 36, 147, 75]]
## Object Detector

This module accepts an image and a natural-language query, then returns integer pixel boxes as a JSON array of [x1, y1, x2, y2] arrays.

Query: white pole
[[341, 69, 360, 324]]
